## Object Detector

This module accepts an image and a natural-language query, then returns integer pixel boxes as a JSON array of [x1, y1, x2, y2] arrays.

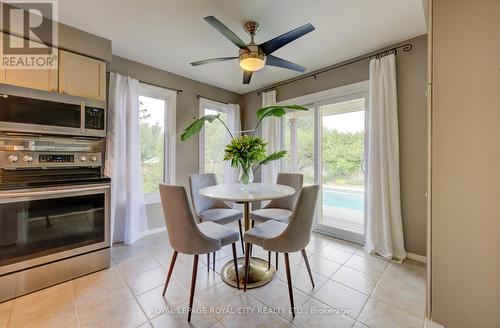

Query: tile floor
[[0, 223, 426, 328]]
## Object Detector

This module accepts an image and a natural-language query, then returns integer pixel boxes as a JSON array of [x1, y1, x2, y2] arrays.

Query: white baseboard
[[425, 318, 444, 328], [407, 252, 427, 263]]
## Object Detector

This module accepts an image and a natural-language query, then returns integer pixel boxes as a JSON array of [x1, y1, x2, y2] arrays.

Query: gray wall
[[431, 0, 500, 326], [241, 34, 428, 256]]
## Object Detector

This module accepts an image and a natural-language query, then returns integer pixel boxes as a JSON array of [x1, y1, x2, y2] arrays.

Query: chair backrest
[[263, 185, 319, 253], [189, 173, 227, 215], [159, 184, 220, 254], [266, 173, 304, 210]]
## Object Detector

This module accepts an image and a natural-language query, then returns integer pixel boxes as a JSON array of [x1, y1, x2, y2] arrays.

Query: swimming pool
[[322, 188, 364, 211]]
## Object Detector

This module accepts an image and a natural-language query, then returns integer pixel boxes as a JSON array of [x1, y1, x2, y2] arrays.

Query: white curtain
[[224, 103, 241, 183], [105, 72, 148, 245], [261, 90, 280, 184], [365, 54, 406, 262]]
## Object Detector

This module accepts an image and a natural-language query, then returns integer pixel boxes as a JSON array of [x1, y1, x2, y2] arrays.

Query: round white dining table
[[199, 183, 295, 289]]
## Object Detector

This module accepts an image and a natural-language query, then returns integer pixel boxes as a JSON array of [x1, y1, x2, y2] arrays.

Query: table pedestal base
[[220, 257, 275, 289]]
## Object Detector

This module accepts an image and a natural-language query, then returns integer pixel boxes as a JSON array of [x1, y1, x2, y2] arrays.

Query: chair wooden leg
[[244, 242, 251, 292], [207, 253, 210, 272], [162, 251, 178, 296], [187, 254, 199, 322], [275, 252, 279, 271], [284, 253, 295, 318], [251, 220, 255, 228], [238, 220, 245, 254], [212, 252, 216, 271], [268, 251, 271, 270], [232, 243, 240, 289], [301, 249, 315, 288]]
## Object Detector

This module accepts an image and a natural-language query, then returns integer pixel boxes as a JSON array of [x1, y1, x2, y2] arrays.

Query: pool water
[[323, 189, 364, 211]]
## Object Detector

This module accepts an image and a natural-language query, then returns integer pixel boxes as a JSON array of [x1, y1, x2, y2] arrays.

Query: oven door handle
[[0, 185, 110, 199]]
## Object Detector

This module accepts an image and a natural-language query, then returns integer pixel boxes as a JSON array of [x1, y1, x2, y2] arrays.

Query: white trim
[[425, 318, 444, 328], [407, 252, 427, 263], [198, 97, 229, 174], [138, 83, 177, 204]]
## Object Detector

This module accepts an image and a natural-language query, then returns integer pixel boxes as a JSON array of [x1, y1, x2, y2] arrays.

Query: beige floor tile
[[313, 280, 368, 319], [174, 268, 223, 295], [76, 277, 134, 309], [322, 237, 360, 254], [353, 321, 370, 328], [358, 298, 423, 328], [383, 262, 426, 291], [78, 297, 148, 328], [111, 243, 150, 263], [331, 266, 379, 295], [247, 278, 309, 320], [0, 300, 13, 325], [275, 262, 328, 295], [292, 297, 355, 328], [74, 267, 124, 296], [10, 281, 75, 320], [315, 245, 353, 264], [8, 301, 78, 328], [158, 253, 208, 280], [137, 322, 153, 328], [305, 237, 329, 254], [126, 266, 167, 296], [297, 254, 342, 278], [344, 254, 388, 278], [117, 252, 160, 278], [372, 276, 425, 318], [150, 301, 220, 328], [217, 296, 294, 328], [195, 283, 248, 320], [137, 284, 190, 320]]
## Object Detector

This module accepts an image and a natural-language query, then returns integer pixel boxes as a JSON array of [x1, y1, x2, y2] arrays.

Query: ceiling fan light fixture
[[239, 50, 266, 72]]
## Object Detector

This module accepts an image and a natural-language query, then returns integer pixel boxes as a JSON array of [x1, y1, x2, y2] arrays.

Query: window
[[199, 98, 229, 183], [279, 81, 368, 244], [138, 83, 176, 203]]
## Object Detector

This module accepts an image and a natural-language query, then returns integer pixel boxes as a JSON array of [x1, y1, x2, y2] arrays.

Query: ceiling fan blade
[[190, 57, 238, 66], [266, 55, 306, 72], [243, 70, 253, 84], [259, 23, 315, 55], [204, 16, 247, 49]]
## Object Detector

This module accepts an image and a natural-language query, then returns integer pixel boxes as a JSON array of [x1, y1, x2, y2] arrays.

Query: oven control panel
[[0, 152, 102, 169]]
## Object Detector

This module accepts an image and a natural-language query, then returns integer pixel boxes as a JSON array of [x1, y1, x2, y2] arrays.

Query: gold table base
[[220, 257, 275, 289]]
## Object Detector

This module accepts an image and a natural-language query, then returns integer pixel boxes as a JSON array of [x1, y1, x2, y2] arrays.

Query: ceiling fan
[[191, 16, 315, 84]]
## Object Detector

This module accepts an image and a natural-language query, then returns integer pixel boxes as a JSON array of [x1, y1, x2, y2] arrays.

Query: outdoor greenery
[[139, 102, 165, 194], [204, 111, 228, 182], [284, 116, 364, 186]]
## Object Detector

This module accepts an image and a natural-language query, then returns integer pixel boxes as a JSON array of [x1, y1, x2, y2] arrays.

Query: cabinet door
[[2, 35, 58, 92], [59, 50, 106, 100]]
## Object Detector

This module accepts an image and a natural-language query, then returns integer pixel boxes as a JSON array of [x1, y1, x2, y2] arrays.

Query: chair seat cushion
[[250, 208, 293, 223], [198, 221, 239, 247], [243, 220, 288, 248], [199, 208, 242, 225]]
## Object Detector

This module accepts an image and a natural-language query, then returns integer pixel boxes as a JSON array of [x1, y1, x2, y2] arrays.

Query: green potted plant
[[181, 104, 308, 184]]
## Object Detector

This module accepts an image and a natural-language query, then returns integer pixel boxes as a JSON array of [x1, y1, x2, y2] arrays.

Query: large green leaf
[[256, 105, 308, 120], [258, 150, 287, 166], [180, 114, 219, 141]]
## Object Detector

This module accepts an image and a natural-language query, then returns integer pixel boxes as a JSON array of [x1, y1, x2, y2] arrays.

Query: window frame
[[198, 97, 229, 176], [138, 82, 177, 204]]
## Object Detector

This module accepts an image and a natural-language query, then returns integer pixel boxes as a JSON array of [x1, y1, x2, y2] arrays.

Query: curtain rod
[[197, 94, 229, 105], [107, 72, 183, 94], [256, 43, 412, 96]]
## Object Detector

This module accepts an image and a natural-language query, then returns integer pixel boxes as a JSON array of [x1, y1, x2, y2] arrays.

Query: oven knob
[[90, 156, 97, 162], [23, 155, 34, 163], [8, 155, 18, 163], [79, 156, 87, 162]]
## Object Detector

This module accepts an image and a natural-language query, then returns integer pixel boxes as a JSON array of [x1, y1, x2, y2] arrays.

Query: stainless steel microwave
[[0, 94, 106, 137]]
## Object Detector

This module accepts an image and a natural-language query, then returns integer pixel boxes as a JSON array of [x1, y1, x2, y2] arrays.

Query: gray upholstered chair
[[250, 173, 303, 224], [159, 184, 240, 322], [251, 173, 303, 269], [243, 185, 319, 317], [189, 173, 245, 253]]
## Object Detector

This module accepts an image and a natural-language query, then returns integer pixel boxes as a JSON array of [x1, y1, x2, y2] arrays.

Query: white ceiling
[[57, 0, 426, 94]]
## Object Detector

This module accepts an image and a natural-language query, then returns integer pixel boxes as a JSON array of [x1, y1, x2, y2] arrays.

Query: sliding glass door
[[281, 84, 368, 243]]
